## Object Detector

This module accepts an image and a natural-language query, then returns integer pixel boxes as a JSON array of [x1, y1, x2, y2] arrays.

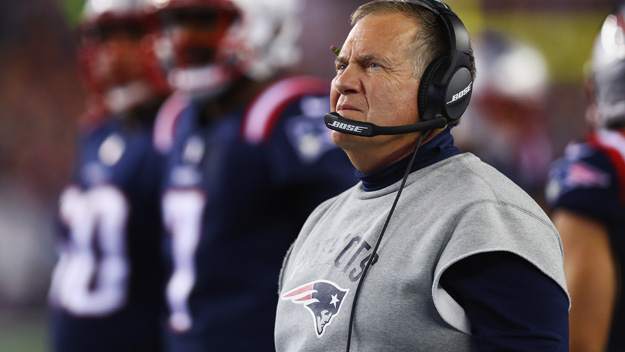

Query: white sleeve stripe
[[153, 92, 189, 153], [595, 130, 625, 160], [242, 76, 328, 144]]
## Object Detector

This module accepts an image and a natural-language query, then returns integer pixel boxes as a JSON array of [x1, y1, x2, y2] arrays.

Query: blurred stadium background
[[0, 0, 619, 350]]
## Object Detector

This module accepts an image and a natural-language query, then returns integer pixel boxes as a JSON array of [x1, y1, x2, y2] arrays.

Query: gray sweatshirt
[[275, 153, 569, 352]]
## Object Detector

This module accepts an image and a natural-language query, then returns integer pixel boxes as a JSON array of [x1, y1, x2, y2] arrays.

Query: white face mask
[[105, 80, 155, 115], [167, 65, 233, 100]]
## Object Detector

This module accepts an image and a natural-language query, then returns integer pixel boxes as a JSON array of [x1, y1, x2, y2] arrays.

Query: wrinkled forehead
[[340, 13, 418, 59]]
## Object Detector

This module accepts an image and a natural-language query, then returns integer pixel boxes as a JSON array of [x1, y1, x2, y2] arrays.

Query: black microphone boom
[[324, 112, 447, 137]]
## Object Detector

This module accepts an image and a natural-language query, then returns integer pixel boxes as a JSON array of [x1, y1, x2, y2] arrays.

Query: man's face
[[330, 12, 422, 172], [90, 23, 148, 90], [316, 310, 333, 335], [158, 7, 233, 68]]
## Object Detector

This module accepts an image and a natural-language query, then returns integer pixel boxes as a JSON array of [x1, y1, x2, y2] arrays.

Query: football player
[[147, 0, 358, 350], [48, 0, 169, 351], [546, 4, 625, 351]]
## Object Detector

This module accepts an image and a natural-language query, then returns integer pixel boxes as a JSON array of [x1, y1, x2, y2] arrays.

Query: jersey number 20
[[50, 185, 130, 316]]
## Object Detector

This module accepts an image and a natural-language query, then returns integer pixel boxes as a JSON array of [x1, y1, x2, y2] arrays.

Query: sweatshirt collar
[[357, 128, 461, 191]]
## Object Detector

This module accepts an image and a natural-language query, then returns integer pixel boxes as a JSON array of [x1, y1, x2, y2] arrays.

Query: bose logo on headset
[[446, 82, 472, 105], [328, 121, 369, 134]]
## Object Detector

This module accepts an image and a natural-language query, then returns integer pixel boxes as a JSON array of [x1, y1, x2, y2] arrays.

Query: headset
[[328, 1, 473, 351], [324, 0, 473, 137]]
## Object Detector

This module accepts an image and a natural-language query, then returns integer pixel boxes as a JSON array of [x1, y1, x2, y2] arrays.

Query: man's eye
[[337, 64, 347, 71], [368, 62, 380, 68]]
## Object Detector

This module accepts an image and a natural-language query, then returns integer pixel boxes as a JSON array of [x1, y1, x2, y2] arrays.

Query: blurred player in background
[[147, 0, 358, 350], [48, 0, 170, 351], [546, 4, 625, 351], [453, 30, 553, 205]]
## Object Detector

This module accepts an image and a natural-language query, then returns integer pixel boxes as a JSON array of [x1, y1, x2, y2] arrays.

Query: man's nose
[[333, 65, 361, 95]]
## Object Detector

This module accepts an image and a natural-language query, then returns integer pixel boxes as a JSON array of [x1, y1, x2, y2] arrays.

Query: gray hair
[[351, 0, 474, 80]]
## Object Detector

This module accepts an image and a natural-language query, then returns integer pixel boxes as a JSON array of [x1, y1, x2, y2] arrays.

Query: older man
[[275, 1, 570, 351]]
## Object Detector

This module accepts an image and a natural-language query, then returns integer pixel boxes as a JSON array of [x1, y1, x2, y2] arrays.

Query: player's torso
[[49, 118, 165, 352], [51, 118, 164, 316], [547, 132, 625, 351], [159, 85, 355, 350]]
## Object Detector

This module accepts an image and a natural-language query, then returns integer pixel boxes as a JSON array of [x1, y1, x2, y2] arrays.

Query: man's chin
[[331, 130, 366, 148]]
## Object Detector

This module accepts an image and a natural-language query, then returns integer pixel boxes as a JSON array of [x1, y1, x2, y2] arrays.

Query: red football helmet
[[146, 0, 304, 94], [78, 0, 169, 117], [146, 0, 241, 93]]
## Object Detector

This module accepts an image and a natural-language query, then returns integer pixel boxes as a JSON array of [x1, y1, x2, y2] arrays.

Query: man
[[275, 1, 570, 351], [48, 0, 169, 351], [147, 0, 358, 351], [546, 4, 625, 351]]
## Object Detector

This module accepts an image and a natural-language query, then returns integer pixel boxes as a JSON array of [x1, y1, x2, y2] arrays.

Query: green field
[[0, 311, 48, 352]]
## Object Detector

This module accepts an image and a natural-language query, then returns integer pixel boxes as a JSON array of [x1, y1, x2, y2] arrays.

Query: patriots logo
[[564, 162, 610, 188], [281, 280, 349, 337], [546, 159, 611, 204]]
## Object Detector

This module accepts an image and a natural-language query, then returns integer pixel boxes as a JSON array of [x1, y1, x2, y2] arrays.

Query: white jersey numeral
[[162, 189, 206, 332], [50, 185, 130, 316]]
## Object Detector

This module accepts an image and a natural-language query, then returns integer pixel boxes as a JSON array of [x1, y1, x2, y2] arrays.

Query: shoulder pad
[[77, 105, 109, 133], [588, 130, 625, 202], [153, 92, 190, 154], [241, 76, 329, 145]]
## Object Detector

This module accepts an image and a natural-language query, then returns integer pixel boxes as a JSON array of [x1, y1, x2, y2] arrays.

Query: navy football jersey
[[156, 76, 358, 351], [49, 112, 165, 352], [546, 129, 625, 351]]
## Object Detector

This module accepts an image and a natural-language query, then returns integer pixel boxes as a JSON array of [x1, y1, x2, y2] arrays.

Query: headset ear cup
[[418, 57, 446, 121], [444, 66, 473, 122]]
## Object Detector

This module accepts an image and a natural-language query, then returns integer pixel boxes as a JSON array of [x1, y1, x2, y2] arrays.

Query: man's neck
[[356, 127, 461, 191], [348, 128, 443, 174]]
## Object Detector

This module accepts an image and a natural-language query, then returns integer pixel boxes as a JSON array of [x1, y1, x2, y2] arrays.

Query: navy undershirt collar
[[357, 128, 462, 191]]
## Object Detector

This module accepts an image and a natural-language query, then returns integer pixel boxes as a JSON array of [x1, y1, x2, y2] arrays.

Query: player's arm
[[552, 209, 616, 352]]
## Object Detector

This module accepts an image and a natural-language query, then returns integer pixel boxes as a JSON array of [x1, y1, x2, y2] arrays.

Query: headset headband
[[408, 0, 471, 82]]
